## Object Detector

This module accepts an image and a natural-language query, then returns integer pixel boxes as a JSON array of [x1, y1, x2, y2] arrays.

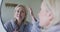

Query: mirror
[[1, 0, 41, 24], [1, 0, 41, 32], [0, 0, 6, 32], [1, 0, 59, 32]]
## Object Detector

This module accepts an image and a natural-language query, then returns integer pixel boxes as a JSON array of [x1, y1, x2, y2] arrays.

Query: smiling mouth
[[17, 15, 22, 18]]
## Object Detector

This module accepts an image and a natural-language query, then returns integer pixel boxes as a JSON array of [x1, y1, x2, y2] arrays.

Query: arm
[[28, 7, 37, 21], [28, 7, 40, 32]]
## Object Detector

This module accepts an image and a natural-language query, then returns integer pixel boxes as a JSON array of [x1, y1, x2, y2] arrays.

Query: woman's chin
[[16, 18, 20, 20]]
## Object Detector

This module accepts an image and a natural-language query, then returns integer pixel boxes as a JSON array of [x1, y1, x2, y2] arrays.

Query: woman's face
[[38, 2, 53, 27], [14, 7, 26, 21]]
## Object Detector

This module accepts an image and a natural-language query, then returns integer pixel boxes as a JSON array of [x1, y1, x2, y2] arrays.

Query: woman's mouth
[[17, 15, 22, 18]]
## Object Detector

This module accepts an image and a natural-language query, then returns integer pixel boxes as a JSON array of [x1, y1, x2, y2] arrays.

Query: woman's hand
[[28, 7, 37, 21]]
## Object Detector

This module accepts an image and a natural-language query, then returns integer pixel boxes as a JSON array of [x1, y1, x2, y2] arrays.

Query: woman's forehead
[[15, 7, 25, 11]]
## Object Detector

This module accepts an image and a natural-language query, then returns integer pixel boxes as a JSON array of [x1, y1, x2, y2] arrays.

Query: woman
[[30, 0, 60, 32], [38, 0, 60, 32], [4, 5, 32, 32], [28, 7, 41, 32]]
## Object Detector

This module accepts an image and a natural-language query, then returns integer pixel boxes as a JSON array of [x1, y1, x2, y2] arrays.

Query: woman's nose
[[18, 12, 21, 15]]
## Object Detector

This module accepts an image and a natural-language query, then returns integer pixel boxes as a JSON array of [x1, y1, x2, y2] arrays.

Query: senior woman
[[31, 0, 60, 32], [28, 0, 54, 32], [44, 0, 60, 32], [30, 0, 60, 32]]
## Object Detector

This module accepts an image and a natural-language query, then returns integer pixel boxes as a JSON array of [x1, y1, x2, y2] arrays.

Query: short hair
[[42, 0, 60, 28]]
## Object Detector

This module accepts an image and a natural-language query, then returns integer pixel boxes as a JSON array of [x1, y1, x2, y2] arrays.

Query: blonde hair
[[14, 4, 28, 23]]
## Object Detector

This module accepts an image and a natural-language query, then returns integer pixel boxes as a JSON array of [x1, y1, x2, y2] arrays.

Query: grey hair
[[40, 0, 60, 32], [44, 0, 60, 28]]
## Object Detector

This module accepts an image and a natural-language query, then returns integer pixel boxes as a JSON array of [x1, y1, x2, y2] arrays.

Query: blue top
[[31, 19, 41, 32], [4, 19, 32, 32], [46, 23, 60, 32]]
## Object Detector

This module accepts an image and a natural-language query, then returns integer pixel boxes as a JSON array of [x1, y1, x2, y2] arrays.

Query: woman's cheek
[[38, 11, 50, 26]]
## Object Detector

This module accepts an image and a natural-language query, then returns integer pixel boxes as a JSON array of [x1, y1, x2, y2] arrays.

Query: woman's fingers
[[28, 7, 34, 16], [28, 7, 37, 21]]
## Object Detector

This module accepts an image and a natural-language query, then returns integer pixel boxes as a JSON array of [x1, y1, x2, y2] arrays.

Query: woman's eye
[[21, 10, 25, 13], [17, 10, 19, 12]]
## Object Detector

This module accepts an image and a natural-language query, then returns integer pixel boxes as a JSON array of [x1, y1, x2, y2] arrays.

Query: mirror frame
[[0, 0, 3, 25]]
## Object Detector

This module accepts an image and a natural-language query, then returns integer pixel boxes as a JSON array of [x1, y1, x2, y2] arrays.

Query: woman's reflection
[[4, 5, 31, 32]]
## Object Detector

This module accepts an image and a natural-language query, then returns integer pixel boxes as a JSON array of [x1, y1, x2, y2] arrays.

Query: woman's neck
[[15, 20, 22, 26], [18, 20, 22, 26]]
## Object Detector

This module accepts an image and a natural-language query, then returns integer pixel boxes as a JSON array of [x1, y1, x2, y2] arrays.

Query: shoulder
[[46, 25, 60, 32], [24, 21, 32, 29], [4, 19, 14, 30], [4, 19, 15, 27], [4, 21, 11, 28], [24, 21, 32, 32], [24, 21, 32, 26]]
